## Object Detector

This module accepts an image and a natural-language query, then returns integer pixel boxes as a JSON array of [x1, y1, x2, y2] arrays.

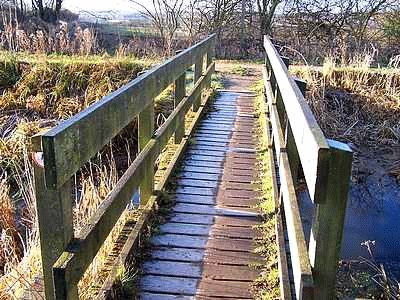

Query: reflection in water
[[343, 172, 400, 260], [298, 158, 400, 280]]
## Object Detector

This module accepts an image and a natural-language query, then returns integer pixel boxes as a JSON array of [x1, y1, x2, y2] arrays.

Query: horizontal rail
[[263, 35, 353, 299], [52, 62, 215, 298], [41, 34, 215, 189], [279, 153, 314, 299], [264, 36, 330, 204], [32, 34, 215, 300]]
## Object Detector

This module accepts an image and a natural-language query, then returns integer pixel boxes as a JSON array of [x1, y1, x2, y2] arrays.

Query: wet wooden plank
[[172, 203, 259, 217], [168, 213, 258, 227], [180, 165, 222, 175], [151, 234, 256, 252], [141, 293, 193, 300], [202, 263, 259, 281], [177, 171, 221, 181], [203, 248, 262, 265], [143, 260, 202, 278], [159, 223, 258, 239], [140, 275, 197, 295], [196, 279, 253, 299], [150, 247, 205, 262]]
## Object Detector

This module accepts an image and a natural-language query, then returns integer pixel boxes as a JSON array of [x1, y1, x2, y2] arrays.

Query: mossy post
[[138, 99, 155, 205], [175, 50, 186, 144], [32, 136, 76, 300]]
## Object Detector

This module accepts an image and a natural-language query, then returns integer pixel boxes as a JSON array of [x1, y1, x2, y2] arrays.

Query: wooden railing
[[31, 34, 216, 300], [262, 36, 353, 299]]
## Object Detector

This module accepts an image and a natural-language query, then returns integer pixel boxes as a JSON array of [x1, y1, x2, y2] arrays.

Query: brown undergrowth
[[290, 62, 399, 149]]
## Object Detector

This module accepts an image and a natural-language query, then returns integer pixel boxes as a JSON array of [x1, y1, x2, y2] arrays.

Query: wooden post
[[32, 136, 75, 300], [309, 140, 353, 299], [205, 46, 213, 89], [193, 56, 203, 111], [285, 78, 307, 185], [175, 68, 186, 143], [138, 101, 155, 205], [281, 56, 290, 69]]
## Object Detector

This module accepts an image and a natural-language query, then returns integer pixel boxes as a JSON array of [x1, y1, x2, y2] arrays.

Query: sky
[[63, 0, 144, 13]]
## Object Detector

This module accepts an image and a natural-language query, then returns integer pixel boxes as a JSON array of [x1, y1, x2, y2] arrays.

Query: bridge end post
[[309, 140, 353, 299], [31, 134, 75, 300]]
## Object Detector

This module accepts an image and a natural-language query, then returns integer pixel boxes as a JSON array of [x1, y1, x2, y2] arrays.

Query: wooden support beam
[[139, 101, 155, 205], [193, 57, 203, 111], [31, 141, 75, 300], [174, 58, 186, 144], [279, 152, 314, 299], [309, 140, 353, 300]]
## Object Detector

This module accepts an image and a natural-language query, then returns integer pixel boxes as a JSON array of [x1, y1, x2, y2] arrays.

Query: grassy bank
[[251, 80, 280, 299]]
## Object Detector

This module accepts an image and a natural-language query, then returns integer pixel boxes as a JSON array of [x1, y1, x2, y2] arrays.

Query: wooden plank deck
[[138, 88, 262, 299]]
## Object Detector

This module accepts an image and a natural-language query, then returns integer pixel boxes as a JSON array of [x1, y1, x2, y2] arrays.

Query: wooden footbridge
[[31, 34, 352, 300]]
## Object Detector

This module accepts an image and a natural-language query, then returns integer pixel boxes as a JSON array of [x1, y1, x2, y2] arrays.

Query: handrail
[[40, 34, 215, 190], [263, 35, 352, 299], [32, 34, 216, 300], [264, 36, 330, 204]]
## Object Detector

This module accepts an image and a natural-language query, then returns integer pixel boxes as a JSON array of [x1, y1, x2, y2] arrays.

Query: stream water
[[299, 149, 400, 280]]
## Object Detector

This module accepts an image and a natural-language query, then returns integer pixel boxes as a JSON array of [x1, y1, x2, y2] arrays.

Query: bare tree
[[31, 0, 63, 22], [181, 0, 202, 44], [130, 0, 185, 55], [256, 0, 282, 36]]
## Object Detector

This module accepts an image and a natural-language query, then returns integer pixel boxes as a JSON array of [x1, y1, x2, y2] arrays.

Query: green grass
[[251, 80, 280, 299]]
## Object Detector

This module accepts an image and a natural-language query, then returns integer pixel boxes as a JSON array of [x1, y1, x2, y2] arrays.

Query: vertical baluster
[[193, 56, 203, 111], [138, 100, 155, 205], [175, 64, 186, 143]]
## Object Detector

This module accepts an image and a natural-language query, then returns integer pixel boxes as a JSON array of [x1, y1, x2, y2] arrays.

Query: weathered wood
[[285, 80, 307, 185], [174, 69, 186, 144], [32, 159, 74, 300], [262, 94, 293, 300], [193, 57, 203, 111], [98, 74, 215, 299], [309, 140, 352, 300], [264, 36, 330, 204], [269, 103, 286, 159], [52, 58, 216, 299], [155, 62, 215, 151], [41, 34, 215, 189], [279, 152, 314, 299], [139, 101, 155, 205], [53, 140, 157, 298]]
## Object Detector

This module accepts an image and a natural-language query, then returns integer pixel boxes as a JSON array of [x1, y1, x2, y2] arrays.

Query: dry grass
[[0, 149, 42, 299], [0, 53, 155, 298]]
